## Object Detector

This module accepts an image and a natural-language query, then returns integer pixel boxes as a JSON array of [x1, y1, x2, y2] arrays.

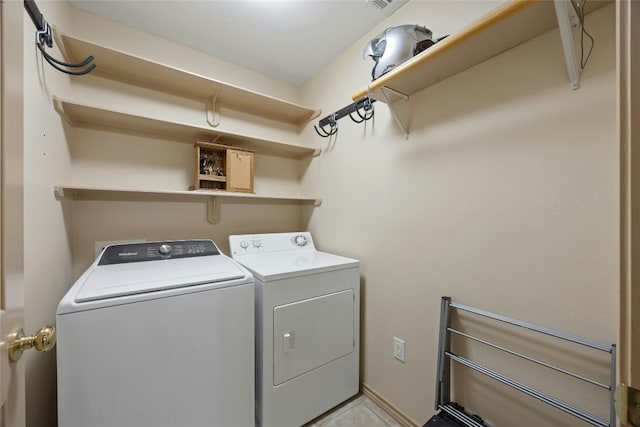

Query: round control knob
[[240, 240, 249, 249], [294, 235, 308, 246], [252, 240, 262, 248], [159, 244, 172, 255]]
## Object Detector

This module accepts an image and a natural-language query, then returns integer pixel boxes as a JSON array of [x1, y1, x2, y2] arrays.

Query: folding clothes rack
[[434, 297, 616, 427]]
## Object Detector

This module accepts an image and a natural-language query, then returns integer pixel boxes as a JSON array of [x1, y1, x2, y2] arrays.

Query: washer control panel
[[98, 240, 220, 265], [229, 232, 315, 256]]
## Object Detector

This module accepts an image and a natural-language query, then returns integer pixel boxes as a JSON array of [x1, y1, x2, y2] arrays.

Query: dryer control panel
[[98, 240, 220, 265], [229, 232, 315, 256]]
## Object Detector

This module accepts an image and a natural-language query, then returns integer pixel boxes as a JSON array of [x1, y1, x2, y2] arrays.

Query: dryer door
[[273, 289, 354, 386]]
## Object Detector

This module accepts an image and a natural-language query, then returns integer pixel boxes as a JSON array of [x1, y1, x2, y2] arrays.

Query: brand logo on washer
[[118, 252, 139, 257]]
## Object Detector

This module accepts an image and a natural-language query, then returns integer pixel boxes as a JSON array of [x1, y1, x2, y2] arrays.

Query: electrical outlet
[[94, 239, 146, 259], [393, 337, 405, 362]]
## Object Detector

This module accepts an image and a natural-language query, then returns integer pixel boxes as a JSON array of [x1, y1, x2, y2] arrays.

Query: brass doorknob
[[8, 325, 56, 363]]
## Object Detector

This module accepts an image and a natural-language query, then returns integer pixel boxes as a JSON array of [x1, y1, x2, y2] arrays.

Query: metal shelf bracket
[[207, 197, 220, 224], [206, 196, 322, 223], [206, 93, 221, 127], [554, 0, 581, 90], [371, 86, 410, 140]]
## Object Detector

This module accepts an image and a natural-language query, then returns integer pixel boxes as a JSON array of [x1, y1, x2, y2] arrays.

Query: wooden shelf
[[54, 185, 321, 205], [54, 30, 321, 127], [55, 185, 321, 224], [53, 97, 321, 159], [199, 175, 227, 183], [352, 0, 608, 103]]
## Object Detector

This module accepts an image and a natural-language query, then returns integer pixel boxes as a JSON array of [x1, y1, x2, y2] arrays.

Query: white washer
[[229, 232, 360, 427], [57, 240, 255, 427]]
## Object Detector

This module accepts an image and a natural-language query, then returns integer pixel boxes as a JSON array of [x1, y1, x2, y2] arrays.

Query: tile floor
[[306, 394, 403, 427]]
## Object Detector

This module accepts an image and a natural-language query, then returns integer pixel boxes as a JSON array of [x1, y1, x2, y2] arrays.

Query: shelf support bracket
[[554, 0, 581, 90], [207, 197, 221, 224], [376, 87, 409, 140], [52, 96, 75, 126], [53, 185, 65, 198], [206, 93, 221, 127]]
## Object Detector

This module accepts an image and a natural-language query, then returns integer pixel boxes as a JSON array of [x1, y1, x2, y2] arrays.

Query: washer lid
[[232, 250, 359, 282], [75, 254, 247, 303]]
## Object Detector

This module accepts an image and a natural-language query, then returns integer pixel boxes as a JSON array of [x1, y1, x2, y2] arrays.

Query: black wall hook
[[349, 97, 374, 123], [314, 113, 338, 138], [25, 0, 96, 75], [314, 97, 375, 138]]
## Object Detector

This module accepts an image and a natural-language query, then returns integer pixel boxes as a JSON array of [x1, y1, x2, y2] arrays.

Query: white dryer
[[229, 232, 360, 427], [57, 240, 255, 427]]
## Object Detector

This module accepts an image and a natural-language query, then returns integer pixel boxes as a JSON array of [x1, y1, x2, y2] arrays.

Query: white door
[[620, 0, 640, 386], [1, 0, 26, 425], [619, 1, 639, 425]]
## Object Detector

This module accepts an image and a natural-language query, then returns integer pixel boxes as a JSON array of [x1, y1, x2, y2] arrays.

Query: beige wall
[[23, 3, 309, 427], [61, 5, 314, 278], [301, 2, 618, 426], [22, 1, 619, 427], [42, 6, 311, 277], [22, 2, 74, 426]]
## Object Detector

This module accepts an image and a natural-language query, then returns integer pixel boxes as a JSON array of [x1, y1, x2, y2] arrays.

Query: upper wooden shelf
[[53, 97, 320, 159], [352, 0, 607, 103], [54, 31, 321, 127]]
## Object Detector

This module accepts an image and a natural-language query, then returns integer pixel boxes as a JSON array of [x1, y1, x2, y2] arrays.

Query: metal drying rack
[[435, 296, 616, 427]]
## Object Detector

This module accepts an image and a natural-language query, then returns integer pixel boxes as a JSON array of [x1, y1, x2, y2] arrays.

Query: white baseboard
[[360, 382, 421, 427]]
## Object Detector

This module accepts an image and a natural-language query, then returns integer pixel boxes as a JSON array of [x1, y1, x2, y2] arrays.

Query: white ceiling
[[69, 0, 409, 85]]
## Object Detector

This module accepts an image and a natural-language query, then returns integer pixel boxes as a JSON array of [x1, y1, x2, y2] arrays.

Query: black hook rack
[[314, 97, 376, 138], [24, 0, 96, 75]]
